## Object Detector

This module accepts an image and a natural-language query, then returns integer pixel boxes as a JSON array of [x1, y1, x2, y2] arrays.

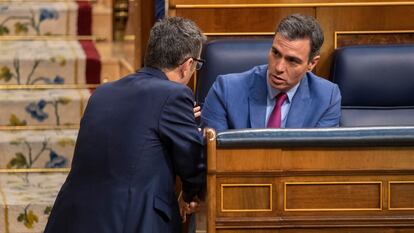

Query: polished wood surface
[[336, 31, 414, 49], [207, 128, 218, 233], [317, 5, 414, 77], [216, 229, 414, 233], [216, 147, 414, 171], [221, 184, 272, 211], [206, 131, 414, 232], [169, 1, 414, 79], [389, 182, 414, 210], [171, 0, 414, 5], [285, 182, 381, 210], [134, 0, 155, 68], [175, 8, 313, 33]]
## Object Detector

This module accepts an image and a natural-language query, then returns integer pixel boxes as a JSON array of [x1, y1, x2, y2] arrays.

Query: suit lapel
[[286, 74, 311, 128], [248, 67, 268, 128]]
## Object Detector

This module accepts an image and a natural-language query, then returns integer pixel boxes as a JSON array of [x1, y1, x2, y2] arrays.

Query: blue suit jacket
[[201, 65, 341, 132], [44, 67, 205, 233]]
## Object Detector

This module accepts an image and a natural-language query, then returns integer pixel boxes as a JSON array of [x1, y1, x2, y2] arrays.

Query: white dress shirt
[[265, 71, 300, 128]]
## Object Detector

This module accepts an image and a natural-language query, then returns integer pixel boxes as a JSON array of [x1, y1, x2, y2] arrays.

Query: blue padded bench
[[196, 38, 272, 107], [331, 44, 414, 127]]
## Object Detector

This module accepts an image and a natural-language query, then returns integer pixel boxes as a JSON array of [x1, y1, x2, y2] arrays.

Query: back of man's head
[[144, 17, 206, 71], [276, 14, 324, 60]]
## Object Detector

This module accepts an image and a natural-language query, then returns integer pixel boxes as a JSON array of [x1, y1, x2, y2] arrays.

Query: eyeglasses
[[181, 57, 205, 70], [192, 57, 205, 70]]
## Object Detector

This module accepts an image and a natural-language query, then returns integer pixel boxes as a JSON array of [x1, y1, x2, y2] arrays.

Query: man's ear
[[308, 55, 320, 71], [179, 58, 193, 79]]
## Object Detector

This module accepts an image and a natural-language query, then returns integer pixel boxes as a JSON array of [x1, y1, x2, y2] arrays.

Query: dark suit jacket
[[44, 67, 205, 233], [201, 65, 342, 132]]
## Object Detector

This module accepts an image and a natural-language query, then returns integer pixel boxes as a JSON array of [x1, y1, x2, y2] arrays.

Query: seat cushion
[[196, 38, 272, 106], [331, 44, 414, 126]]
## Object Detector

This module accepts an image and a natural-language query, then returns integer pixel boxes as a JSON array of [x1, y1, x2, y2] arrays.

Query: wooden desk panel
[[171, 0, 414, 6], [216, 228, 414, 233], [317, 5, 414, 78], [285, 182, 382, 210], [206, 129, 414, 232], [389, 181, 414, 210], [217, 147, 414, 171], [172, 8, 314, 34]]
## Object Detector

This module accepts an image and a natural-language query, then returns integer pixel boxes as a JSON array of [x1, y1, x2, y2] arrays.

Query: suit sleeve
[[201, 76, 230, 132], [159, 86, 205, 202], [316, 84, 342, 127]]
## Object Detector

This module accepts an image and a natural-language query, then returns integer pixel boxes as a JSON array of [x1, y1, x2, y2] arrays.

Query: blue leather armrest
[[216, 127, 414, 148]]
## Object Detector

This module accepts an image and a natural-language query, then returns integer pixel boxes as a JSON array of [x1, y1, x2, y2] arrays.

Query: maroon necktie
[[267, 92, 288, 128]]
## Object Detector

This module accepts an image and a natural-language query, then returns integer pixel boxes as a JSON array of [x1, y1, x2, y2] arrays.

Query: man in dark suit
[[202, 14, 341, 132], [44, 17, 206, 233]]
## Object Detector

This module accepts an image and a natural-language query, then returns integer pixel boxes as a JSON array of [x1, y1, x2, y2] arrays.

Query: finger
[[180, 207, 185, 218], [194, 111, 201, 118], [193, 106, 201, 112], [181, 213, 187, 223], [189, 202, 199, 212], [185, 204, 191, 212], [190, 201, 198, 207]]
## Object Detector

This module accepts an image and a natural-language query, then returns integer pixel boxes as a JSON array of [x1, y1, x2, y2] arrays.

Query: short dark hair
[[144, 17, 207, 70], [276, 14, 324, 61]]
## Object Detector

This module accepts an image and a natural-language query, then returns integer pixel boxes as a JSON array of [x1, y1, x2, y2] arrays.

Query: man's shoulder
[[305, 72, 338, 89], [148, 77, 193, 101], [303, 72, 341, 102], [95, 72, 191, 99], [216, 64, 267, 85]]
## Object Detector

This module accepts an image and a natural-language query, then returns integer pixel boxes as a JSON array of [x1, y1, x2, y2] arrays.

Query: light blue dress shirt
[[265, 71, 300, 128]]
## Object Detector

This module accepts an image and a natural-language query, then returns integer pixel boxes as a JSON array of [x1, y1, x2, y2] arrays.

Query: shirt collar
[[266, 70, 301, 103]]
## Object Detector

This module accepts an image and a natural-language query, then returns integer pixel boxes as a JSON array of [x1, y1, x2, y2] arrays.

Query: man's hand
[[178, 191, 200, 223]]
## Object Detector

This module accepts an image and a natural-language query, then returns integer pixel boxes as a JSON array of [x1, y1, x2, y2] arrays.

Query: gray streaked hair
[[276, 14, 324, 61], [144, 17, 206, 70]]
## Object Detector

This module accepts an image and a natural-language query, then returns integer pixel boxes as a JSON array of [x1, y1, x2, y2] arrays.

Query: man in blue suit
[[202, 14, 341, 132], [44, 17, 206, 233]]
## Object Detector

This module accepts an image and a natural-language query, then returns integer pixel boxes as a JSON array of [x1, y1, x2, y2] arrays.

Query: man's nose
[[274, 59, 286, 73]]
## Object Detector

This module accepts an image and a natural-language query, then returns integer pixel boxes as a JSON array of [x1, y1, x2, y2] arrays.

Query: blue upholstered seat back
[[196, 38, 273, 106], [331, 44, 414, 126]]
